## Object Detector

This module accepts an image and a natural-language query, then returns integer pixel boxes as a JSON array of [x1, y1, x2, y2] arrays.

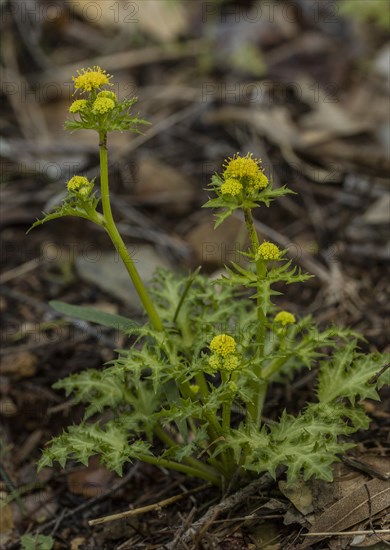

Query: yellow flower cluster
[[209, 354, 239, 372], [223, 355, 239, 371], [224, 154, 259, 179], [209, 334, 239, 371], [220, 178, 243, 196], [69, 99, 88, 113], [97, 91, 117, 101], [220, 153, 269, 196], [210, 334, 236, 356], [228, 381, 238, 393], [73, 66, 112, 93], [67, 176, 93, 197], [274, 311, 296, 326], [249, 172, 269, 192], [92, 97, 116, 114], [257, 241, 280, 261]]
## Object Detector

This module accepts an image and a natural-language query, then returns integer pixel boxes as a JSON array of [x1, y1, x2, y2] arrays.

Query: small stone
[[71, 538, 87, 550], [75, 246, 171, 310], [0, 397, 17, 417], [186, 217, 246, 267], [0, 352, 38, 378], [136, 158, 195, 215]]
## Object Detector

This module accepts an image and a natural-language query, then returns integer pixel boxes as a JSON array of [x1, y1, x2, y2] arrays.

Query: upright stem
[[195, 372, 222, 438], [99, 131, 163, 332], [221, 372, 232, 431], [243, 208, 265, 351], [242, 208, 268, 426]]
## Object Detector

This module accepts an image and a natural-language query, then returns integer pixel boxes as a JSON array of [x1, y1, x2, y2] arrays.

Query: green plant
[[340, 0, 389, 29], [20, 534, 54, 550], [31, 67, 389, 489]]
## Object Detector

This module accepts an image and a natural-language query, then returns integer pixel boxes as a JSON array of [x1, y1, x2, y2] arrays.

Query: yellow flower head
[[221, 355, 239, 371], [209, 353, 239, 372], [92, 97, 116, 114], [189, 384, 200, 394], [73, 66, 112, 93], [257, 241, 280, 261], [249, 171, 269, 191], [223, 153, 260, 180], [220, 178, 243, 196], [210, 334, 236, 357], [222, 153, 269, 194], [69, 99, 88, 113], [67, 175, 93, 197], [228, 381, 238, 392], [209, 354, 222, 370], [97, 90, 117, 101], [274, 311, 296, 326]]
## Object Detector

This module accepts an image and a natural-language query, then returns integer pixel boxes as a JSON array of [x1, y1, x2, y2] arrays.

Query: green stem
[[173, 266, 201, 324], [195, 372, 222, 438], [243, 208, 265, 349], [242, 208, 268, 426], [98, 131, 163, 332], [262, 354, 290, 380], [221, 372, 231, 431], [138, 454, 221, 486], [154, 424, 220, 479]]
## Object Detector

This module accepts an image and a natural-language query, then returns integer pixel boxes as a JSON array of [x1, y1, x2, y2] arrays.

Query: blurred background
[[0, 0, 389, 546]]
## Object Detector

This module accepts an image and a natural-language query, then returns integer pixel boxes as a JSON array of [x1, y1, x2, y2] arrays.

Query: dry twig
[[165, 474, 273, 549], [88, 483, 209, 526]]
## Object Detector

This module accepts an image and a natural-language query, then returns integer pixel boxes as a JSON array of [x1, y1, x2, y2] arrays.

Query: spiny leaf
[[317, 346, 388, 404]]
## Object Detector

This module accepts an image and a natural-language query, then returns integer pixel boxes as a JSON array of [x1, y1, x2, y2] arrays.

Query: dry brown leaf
[[67, 0, 188, 41], [351, 530, 390, 548], [135, 0, 188, 43], [249, 522, 281, 550], [202, 106, 342, 183], [279, 479, 314, 516], [344, 456, 390, 481], [0, 494, 14, 536], [362, 195, 390, 226], [298, 77, 373, 140], [299, 478, 390, 548]]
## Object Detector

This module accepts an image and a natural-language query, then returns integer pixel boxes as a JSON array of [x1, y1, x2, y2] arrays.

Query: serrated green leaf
[[39, 421, 152, 476], [21, 534, 54, 550], [318, 345, 386, 404]]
